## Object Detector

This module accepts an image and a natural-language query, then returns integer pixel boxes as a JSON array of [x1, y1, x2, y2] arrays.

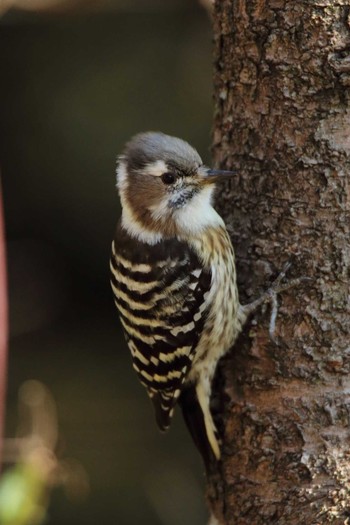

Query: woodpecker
[[110, 132, 300, 470]]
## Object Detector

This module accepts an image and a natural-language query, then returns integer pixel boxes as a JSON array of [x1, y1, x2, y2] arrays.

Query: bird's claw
[[268, 291, 279, 345], [240, 262, 312, 343]]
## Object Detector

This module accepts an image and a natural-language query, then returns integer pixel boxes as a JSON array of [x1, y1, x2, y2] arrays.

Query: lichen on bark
[[209, 1, 350, 523]]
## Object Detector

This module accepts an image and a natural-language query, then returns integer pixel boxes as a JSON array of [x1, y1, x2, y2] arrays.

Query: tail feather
[[179, 384, 218, 474]]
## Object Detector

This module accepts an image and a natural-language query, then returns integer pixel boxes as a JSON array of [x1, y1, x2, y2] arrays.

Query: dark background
[[1, 2, 213, 523]]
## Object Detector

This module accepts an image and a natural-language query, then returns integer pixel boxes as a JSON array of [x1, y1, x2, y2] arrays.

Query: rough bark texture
[[209, 1, 350, 524]]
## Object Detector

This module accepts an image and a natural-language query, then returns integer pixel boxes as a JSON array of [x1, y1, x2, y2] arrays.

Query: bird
[[110, 131, 301, 471]]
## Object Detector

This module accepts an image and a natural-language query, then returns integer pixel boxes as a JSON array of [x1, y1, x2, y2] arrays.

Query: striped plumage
[[110, 132, 243, 469], [111, 225, 211, 431]]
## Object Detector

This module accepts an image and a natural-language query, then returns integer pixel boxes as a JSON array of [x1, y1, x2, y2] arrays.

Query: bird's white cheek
[[175, 186, 224, 236]]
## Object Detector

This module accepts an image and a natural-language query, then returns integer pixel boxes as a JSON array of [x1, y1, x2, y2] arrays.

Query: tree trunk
[[208, 1, 350, 523]]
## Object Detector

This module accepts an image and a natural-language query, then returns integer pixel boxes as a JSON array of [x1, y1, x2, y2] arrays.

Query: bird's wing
[[110, 223, 211, 431]]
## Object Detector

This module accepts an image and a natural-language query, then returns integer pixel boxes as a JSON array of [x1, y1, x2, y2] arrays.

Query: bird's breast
[[186, 226, 241, 383]]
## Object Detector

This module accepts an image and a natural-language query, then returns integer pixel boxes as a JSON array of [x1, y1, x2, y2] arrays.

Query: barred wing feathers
[[110, 223, 211, 431]]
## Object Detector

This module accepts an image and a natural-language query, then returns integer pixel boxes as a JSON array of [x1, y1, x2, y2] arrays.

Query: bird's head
[[116, 132, 237, 243]]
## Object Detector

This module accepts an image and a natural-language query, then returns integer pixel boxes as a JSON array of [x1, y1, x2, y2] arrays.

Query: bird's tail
[[179, 384, 219, 474]]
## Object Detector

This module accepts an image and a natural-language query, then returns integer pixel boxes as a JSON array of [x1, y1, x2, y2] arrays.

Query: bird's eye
[[161, 172, 177, 185]]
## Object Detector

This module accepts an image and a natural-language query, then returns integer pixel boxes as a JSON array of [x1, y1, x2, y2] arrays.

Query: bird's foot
[[239, 262, 312, 343]]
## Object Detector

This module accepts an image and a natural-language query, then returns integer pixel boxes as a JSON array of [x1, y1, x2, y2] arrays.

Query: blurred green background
[[1, 1, 213, 523]]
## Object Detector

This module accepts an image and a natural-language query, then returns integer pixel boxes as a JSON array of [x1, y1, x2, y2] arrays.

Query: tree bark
[[209, 1, 350, 523]]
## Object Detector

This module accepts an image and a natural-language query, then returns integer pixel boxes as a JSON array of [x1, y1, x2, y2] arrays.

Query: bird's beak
[[199, 167, 238, 185]]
